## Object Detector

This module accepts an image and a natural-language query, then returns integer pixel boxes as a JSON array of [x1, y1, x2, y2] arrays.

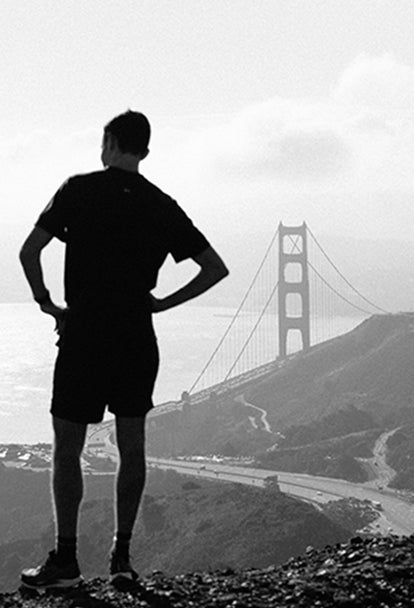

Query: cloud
[[166, 55, 414, 194], [182, 98, 354, 183], [152, 55, 414, 242], [264, 128, 351, 178], [3, 55, 414, 243], [333, 53, 414, 110]]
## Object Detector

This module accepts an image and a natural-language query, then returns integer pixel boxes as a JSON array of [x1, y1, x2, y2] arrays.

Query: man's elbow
[[211, 262, 229, 284], [219, 264, 230, 280], [19, 242, 38, 267], [19, 245, 28, 266]]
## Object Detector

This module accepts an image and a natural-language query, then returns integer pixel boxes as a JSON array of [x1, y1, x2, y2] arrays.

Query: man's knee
[[116, 416, 146, 457], [53, 416, 87, 460], [117, 440, 146, 475], [118, 444, 146, 468]]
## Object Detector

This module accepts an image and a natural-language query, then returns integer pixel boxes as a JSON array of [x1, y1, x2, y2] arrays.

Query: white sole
[[110, 572, 137, 582], [21, 575, 83, 590]]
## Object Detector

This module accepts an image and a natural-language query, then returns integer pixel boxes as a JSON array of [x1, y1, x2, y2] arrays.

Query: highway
[[86, 424, 414, 537], [148, 457, 343, 503], [147, 457, 414, 536]]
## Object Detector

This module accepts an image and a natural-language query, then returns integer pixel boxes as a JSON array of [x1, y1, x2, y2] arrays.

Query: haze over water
[[0, 303, 363, 445]]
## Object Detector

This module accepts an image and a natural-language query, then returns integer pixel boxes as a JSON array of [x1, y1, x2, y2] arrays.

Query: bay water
[[0, 303, 364, 444]]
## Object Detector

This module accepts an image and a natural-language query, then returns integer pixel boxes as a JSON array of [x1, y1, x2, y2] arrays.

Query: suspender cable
[[224, 280, 280, 381], [307, 226, 389, 314], [188, 225, 280, 394], [308, 262, 374, 316]]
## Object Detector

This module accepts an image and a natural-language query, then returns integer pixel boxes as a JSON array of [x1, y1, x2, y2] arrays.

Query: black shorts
[[51, 303, 159, 424]]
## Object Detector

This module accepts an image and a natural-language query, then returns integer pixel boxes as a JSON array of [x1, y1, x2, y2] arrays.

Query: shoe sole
[[110, 572, 137, 582], [20, 575, 83, 590]]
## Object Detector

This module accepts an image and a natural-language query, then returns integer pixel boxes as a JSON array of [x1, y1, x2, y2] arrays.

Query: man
[[19, 110, 228, 589]]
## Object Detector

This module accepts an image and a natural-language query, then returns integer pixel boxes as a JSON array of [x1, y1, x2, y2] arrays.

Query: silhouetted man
[[19, 110, 228, 589]]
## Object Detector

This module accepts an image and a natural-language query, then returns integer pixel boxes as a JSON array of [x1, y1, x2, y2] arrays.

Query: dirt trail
[[234, 394, 273, 433]]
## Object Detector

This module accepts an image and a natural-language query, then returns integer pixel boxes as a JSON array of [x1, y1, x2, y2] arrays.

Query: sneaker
[[110, 552, 139, 583], [21, 550, 83, 590]]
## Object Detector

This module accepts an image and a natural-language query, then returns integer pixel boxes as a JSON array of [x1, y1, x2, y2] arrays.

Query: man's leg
[[52, 416, 88, 562], [20, 416, 87, 589], [112, 416, 146, 572]]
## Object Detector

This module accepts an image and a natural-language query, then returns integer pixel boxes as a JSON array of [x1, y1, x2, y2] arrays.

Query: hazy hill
[[143, 314, 414, 485], [255, 427, 382, 482], [386, 424, 414, 491], [151, 315, 414, 453], [248, 313, 414, 430]]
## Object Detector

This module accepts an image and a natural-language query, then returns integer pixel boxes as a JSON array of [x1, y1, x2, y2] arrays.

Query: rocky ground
[[1, 534, 414, 607]]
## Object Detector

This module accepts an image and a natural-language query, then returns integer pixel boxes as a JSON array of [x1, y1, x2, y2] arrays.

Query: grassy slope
[[147, 314, 414, 464], [248, 314, 414, 430]]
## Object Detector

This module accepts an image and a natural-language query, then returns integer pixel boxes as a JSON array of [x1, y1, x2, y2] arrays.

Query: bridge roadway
[[146, 358, 289, 417], [86, 425, 414, 538]]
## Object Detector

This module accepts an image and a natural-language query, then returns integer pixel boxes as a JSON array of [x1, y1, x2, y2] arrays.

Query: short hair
[[104, 110, 151, 155]]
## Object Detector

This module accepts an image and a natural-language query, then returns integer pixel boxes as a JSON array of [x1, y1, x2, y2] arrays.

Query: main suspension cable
[[188, 225, 280, 394], [307, 226, 389, 314], [308, 261, 375, 316]]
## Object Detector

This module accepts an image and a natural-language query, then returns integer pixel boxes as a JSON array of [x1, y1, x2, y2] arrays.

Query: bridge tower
[[278, 222, 310, 358]]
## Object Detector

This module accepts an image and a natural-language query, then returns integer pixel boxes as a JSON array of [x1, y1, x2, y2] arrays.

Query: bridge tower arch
[[278, 222, 310, 358]]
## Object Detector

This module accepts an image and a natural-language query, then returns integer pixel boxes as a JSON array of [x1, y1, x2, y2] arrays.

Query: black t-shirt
[[36, 167, 210, 307]]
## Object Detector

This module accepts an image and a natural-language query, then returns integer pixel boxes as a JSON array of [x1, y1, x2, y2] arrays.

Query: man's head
[[101, 110, 151, 169]]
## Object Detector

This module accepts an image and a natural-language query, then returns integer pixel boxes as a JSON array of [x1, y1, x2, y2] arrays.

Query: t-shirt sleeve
[[166, 200, 210, 263], [35, 179, 71, 242]]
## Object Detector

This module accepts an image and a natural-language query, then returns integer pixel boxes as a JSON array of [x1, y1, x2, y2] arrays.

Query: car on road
[[263, 475, 279, 489]]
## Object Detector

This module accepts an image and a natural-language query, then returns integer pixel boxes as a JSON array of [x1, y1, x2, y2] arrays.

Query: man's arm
[[150, 246, 229, 313], [19, 226, 66, 324]]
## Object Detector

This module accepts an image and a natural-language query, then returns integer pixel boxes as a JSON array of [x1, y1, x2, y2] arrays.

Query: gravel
[[2, 534, 414, 608]]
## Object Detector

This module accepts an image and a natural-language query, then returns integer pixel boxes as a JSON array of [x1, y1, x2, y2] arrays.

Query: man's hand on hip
[[40, 301, 68, 335], [149, 294, 167, 313]]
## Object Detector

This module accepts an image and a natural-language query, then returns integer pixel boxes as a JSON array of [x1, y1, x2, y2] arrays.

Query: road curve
[[148, 457, 414, 537], [85, 426, 414, 537]]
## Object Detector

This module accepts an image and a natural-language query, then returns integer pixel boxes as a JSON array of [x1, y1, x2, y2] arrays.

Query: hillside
[[2, 534, 414, 607], [255, 427, 382, 482], [143, 314, 414, 487], [0, 467, 354, 594], [249, 313, 414, 430], [386, 424, 414, 491]]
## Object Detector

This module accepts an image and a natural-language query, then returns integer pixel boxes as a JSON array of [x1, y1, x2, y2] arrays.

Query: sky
[[2, 0, 414, 305]]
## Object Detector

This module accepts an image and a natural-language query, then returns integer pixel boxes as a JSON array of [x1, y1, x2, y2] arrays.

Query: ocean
[[0, 303, 364, 444]]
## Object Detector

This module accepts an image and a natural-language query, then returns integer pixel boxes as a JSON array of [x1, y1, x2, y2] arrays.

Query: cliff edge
[[2, 534, 414, 607]]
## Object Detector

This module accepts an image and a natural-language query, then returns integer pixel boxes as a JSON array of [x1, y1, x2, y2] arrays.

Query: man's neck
[[107, 158, 140, 173]]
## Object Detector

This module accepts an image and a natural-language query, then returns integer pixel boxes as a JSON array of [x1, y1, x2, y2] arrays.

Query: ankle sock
[[112, 531, 131, 560], [56, 535, 77, 565]]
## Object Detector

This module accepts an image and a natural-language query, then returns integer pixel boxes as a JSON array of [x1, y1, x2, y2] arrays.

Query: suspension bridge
[[151, 222, 389, 416]]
